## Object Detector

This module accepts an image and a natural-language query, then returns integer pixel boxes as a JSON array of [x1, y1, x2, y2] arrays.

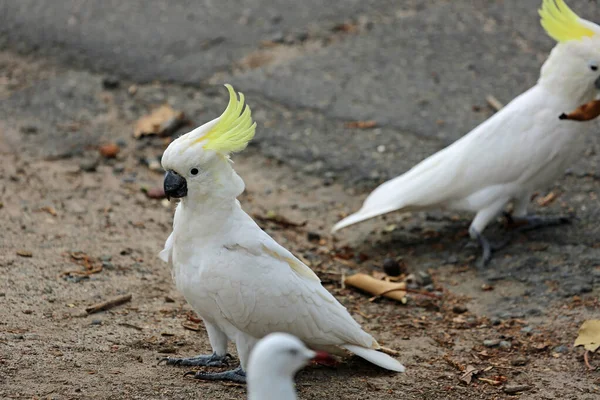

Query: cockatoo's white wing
[[333, 87, 565, 231], [202, 220, 404, 371]]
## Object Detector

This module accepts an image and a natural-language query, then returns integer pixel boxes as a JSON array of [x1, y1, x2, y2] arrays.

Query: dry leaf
[[99, 143, 120, 159], [459, 365, 479, 384], [344, 273, 407, 303], [344, 120, 377, 129], [574, 320, 600, 352], [134, 105, 187, 138], [40, 206, 58, 216], [559, 99, 600, 122], [537, 192, 557, 207]]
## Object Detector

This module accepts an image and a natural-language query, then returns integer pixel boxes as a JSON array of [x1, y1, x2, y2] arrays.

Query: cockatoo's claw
[[184, 366, 246, 383], [512, 215, 571, 232], [159, 353, 231, 367]]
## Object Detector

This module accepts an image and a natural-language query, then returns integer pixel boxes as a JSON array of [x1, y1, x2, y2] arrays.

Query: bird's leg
[[184, 366, 246, 383], [469, 227, 510, 268], [159, 352, 233, 367]]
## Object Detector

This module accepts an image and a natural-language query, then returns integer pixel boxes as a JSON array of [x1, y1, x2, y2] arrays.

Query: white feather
[[333, 83, 591, 234]]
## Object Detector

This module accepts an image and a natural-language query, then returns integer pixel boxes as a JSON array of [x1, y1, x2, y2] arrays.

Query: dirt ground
[[1, 50, 599, 400]]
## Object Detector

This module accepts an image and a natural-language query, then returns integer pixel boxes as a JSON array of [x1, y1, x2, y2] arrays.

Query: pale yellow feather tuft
[[197, 84, 257, 154], [539, 0, 595, 43]]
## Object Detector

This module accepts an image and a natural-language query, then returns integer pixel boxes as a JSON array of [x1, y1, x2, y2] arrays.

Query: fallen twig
[[485, 95, 503, 112], [86, 294, 132, 314]]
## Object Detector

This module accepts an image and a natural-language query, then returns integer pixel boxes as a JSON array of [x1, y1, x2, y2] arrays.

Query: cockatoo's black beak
[[164, 170, 187, 199], [595, 75, 600, 90]]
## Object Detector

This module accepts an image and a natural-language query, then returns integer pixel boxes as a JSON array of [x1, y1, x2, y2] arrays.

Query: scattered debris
[[344, 120, 377, 129], [479, 376, 507, 386], [344, 273, 407, 303], [99, 143, 120, 159], [62, 251, 103, 276], [16, 250, 32, 257], [182, 321, 202, 331], [119, 323, 143, 331], [134, 105, 187, 138], [559, 99, 600, 121], [39, 206, 58, 216], [102, 76, 120, 90], [537, 191, 557, 207], [85, 294, 132, 314], [459, 365, 479, 385], [252, 211, 307, 229], [485, 94, 503, 111], [332, 22, 359, 33], [503, 384, 532, 394]]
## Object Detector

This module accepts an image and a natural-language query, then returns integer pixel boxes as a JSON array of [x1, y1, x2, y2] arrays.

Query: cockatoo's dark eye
[[190, 168, 199, 176], [288, 348, 299, 356], [590, 63, 598, 71]]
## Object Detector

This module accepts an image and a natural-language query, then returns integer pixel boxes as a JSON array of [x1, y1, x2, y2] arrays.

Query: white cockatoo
[[158, 84, 405, 382], [333, 0, 600, 265], [247, 333, 334, 400]]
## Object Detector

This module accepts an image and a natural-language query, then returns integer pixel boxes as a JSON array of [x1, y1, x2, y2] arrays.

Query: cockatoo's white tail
[[342, 345, 406, 372], [332, 206, 397, 232]]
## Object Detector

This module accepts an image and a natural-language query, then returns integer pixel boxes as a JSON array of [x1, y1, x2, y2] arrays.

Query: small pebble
[[499, 340, 512, 349], [503, 384, 532, 394], [91, 319, 102, 325], [102, 76, 120, 89], [99, 143, 120, 159], [511, 356, 529, 366], [101, 261, 114, 270], [307, 232, 321, 242], [417, 271, 433, 286], [483, 339, 500, 347], [553, 345, 568, 353], [382, 258, 401, 277], [452, 305, 468, 314], [521, 326, 533, 334], [79, 158, 99, 172], [99, 255, 112, 262], [20, 125, 38, 134]]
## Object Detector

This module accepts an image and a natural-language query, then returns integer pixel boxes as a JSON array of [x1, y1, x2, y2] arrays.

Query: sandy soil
[[1, 50, 599, 400]]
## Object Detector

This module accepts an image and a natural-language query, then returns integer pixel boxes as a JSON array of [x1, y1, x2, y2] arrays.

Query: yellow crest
[[539, 0, 595, 42], [198, 84, 257, 154]]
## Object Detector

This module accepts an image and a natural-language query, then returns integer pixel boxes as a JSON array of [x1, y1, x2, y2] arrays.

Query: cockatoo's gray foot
[[158, 353, 233, 367], [509, 214, 571, 232], [469, 228, 509, 268], [184, 366, 246, 383]]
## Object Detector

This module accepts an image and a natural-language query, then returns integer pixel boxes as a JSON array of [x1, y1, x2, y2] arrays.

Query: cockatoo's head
[[538, 0, 600, 101], [247, 333, 333, 380], [161, 84, 256, 201]]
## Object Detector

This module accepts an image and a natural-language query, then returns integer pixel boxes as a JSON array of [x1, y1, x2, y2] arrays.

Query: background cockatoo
[[333, 0, 600, 266], [247, 333, 334, 400], [159, 84, 405, 382]]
